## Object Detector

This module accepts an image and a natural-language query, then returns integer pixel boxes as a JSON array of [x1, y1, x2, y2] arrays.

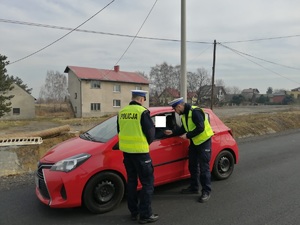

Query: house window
[[113, 99, 121, 107], [91, 103, 101, 111], [13, 108, 20, 115], [113, 85, 121, 92], [75, 93, 77, 99], [91, 80, 101, 89], [135, 86, 142, 90]]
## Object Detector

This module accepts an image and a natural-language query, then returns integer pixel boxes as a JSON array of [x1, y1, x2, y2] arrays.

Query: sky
[[1, 0, 300, 98]]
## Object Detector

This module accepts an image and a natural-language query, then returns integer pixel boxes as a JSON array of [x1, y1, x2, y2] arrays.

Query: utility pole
[[180, 0, 187, 102], [210, 40, 217, 110]]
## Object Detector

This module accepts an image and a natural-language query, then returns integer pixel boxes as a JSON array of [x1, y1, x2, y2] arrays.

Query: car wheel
[[83, 172, 125, 214], [212, 150, 234, 180]]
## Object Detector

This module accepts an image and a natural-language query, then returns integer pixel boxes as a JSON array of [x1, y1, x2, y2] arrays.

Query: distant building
[[194, 85, 227, 106], [157, 85, 226, 106], [289, 87, 300, 102], [270, 91, 286, 104], [65, 65, 150, 118], [157, 88, 180, 106], [0, 83, 36, 120], [241, 88, 260, 103]]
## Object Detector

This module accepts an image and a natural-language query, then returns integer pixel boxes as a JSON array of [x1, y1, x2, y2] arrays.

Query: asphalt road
[[1, 130, 300, 225]]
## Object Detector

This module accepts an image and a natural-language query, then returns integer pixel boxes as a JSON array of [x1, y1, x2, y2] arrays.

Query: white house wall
[[68, 71, 82, 117], [0, 84, 35, 120], [81, 81, 149, 118]]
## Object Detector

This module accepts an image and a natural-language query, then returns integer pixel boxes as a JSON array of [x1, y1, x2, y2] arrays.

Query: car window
[[84, 116, 118, 142], [152, 113, 177, 139]]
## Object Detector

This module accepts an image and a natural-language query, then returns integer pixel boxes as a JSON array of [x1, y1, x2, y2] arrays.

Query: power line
[[0, 18, 211, 45], [219, 43, 300, 70], [221, 35, 300, 44], [219, 43, 300, 85], [103, 0, 158, 78], [2, 18, 300, 45], [6, 0, 115, 66], [114, 0, 158, 66]]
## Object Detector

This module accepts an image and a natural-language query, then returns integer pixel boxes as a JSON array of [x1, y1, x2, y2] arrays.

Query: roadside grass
[[2, 103, 300, 175], [221, 110, 300, 138], [0, 120, 29, 130]]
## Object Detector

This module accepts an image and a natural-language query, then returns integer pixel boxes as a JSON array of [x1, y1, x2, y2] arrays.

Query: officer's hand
[[164, 130, 173, 135], [180, 134, 187, 139]]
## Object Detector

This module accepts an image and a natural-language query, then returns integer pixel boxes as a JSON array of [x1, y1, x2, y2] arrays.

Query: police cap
[[168, 97, 184, 108], [131, 90, 148, 97]]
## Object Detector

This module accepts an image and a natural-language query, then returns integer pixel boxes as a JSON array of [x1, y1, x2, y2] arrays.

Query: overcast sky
[[1, 0, 300, 98]]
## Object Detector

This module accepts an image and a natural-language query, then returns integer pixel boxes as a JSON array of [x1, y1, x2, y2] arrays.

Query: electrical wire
[[188, 45, 213, 65], [219, 43, 300, 70], [114, 0, 158, 66], [3, 18, 300, 45], [6, 0, 115, 66], [0, 18, 211, 44], [102, 0, 158, 78], [219, 43, 300, 85], [221, 35, 300, 44]]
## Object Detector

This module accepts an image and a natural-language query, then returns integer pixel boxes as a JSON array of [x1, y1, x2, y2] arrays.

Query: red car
[[35, 107, 239, 214]]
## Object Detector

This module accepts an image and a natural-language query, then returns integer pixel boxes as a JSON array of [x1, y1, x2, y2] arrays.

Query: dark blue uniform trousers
[[188, 138, 212, 194], [123, 152, 154, 219]]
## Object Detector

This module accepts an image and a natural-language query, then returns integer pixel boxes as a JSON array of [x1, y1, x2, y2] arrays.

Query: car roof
[[148, 106, 213, 116], [148, 106, 173, 116]]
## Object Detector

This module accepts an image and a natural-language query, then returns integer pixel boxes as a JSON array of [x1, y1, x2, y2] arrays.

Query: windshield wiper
[[81, 132, 96, 141]]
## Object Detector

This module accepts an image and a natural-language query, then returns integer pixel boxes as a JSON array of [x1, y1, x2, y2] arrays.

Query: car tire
[[83, 172, 125, 214], [212, 150, 235, 180]]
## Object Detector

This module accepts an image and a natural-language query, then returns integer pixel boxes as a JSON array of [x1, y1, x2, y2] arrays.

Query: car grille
[[36, 162, 53, 199]]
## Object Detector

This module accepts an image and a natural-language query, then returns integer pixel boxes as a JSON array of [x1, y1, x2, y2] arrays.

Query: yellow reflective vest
[[118, 105, 149, 153], [181, 106, 214, 145]]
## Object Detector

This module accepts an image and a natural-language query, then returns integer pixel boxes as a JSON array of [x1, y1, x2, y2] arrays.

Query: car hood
[[41, 137, 107, 163]]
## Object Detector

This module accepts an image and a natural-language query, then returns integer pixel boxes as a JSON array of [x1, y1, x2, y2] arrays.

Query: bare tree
[[225, 86, 241, 94], [149, 62, 180, 95], [136, 71, 149, 79], [187, 68, 211, 105], [215, 79, 225, 87], [39, 70, 68, 103]]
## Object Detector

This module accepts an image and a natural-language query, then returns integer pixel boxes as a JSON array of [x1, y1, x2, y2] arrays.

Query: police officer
[[164, 97, 214, 203], [117, 90, 159, 224]]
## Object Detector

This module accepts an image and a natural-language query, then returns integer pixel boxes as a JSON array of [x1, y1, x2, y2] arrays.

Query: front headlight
[[50, 153, 91, 172]]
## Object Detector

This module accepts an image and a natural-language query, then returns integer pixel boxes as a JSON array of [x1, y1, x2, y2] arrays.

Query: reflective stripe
[[182, 106, 214, 145], [118, 105, 149, 153]]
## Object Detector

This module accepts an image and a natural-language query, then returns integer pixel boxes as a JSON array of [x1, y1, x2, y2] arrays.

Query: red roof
[[160, 88, 180, 98], [64, 65, 149, 84], [159, 88, 196, 99]]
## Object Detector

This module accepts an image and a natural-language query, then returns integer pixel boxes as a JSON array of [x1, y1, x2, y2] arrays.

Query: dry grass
[[0, 120, 29, 130], [2, 103, 300, 174], [221, 110, 300, 138]]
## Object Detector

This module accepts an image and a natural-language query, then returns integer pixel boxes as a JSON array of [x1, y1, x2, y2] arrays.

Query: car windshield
[[80, 116, 117, 143]]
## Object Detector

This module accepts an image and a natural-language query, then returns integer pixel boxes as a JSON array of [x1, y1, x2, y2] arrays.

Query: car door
[[150, 113, 190, 185]]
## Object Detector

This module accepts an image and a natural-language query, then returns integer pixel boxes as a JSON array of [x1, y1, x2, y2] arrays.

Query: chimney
[[114, 65, 120, 72]]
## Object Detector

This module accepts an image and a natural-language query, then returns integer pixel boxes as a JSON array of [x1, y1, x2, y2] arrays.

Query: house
[[157, 88, 197, 106], [288, 87, 300, 102], [194, 85, 227, 106], [64, 65, 150, 118], [270, 92, 286, 104], [157, 88, 180, 106], [0, 83, 36, 120], [241, 88, 260, 102], [157, 85, 226, 106]]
